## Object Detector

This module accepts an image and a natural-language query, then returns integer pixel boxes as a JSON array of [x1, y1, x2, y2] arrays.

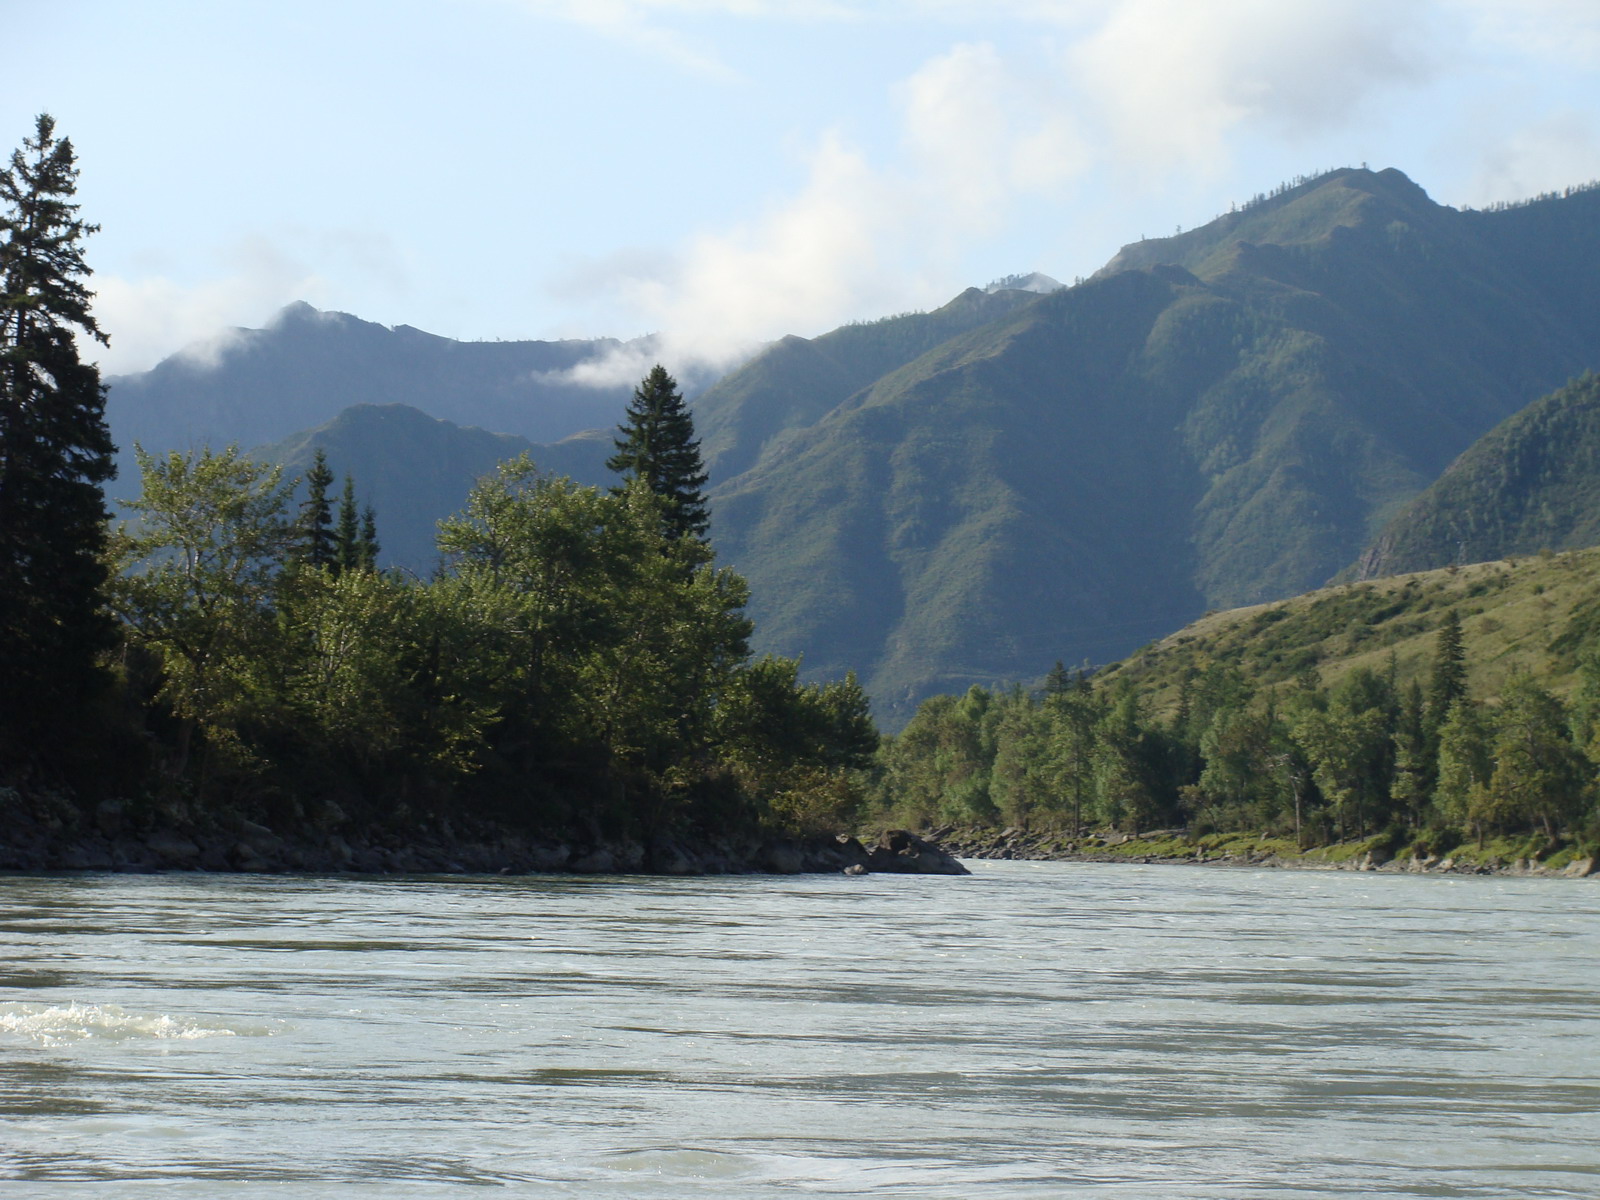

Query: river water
[[1, 861, 1596, 1198]]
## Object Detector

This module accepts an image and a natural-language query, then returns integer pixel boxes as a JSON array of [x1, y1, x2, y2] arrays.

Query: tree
[[607, 364, 709, 542], [1482, 677, 1591, 839], [1427, 609, 1467, 728], [1434, 700, 1493, 837], [108, 446, 297, 777], [335, 474, 361, 575], [359, 504, 380, 571], [0, 114, 115, 765], [297, 449, 337, 569]]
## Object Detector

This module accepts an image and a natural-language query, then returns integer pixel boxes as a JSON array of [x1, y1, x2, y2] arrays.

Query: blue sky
[[8, 0, 1600, 377]]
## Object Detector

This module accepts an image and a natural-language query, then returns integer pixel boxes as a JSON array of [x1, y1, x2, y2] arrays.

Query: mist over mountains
[[104, 168, 1600, 725], [103, 302, 645, 495]]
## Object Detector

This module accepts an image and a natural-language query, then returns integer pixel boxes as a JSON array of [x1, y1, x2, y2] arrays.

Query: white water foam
[[0, 1001, 259, 1045]]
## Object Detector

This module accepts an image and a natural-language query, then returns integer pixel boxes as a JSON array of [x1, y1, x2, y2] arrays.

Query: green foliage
[[108, 446, 298, 778], [1481, 678, 1592, 838], [297, 449, 337, 569], [99, 444, 873, 837], [607, 365, 709, 543], [870, 570, 1600, 848], [1359, 374, 1600, 577], [0, 114, 116, 771]]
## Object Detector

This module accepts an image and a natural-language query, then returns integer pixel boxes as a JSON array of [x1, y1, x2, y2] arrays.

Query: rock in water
[[866, 830, 971, 875]]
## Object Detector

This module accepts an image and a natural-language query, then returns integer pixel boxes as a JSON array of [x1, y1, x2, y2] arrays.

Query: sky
[[7, 0, 1600, 379]]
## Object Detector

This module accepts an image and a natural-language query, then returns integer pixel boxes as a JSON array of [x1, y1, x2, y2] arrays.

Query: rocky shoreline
[[930, 825, 1599, 879], [0, 790, 968, 878]]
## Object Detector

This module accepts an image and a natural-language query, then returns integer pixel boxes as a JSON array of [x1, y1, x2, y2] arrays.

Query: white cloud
[[1465, 110, 1600, 205], [1071, 0, 1434, 174], [91, 238, 327, 375], [559, 132, 901, 384], [89, 230, 411, 376], [898, 42, 1088, 233], [1448, 0, 1600, 68], [553, 39, 1102, 383]]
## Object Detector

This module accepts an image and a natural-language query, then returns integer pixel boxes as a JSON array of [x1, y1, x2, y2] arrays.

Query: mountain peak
[[984, 272, 1063, 295]]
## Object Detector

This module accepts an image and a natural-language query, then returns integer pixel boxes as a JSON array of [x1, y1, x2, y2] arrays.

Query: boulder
[[146, 831, 201, 865], [759, 840, 805, 875], [865, 830, 971, 876], [59, 839, 114, 871], [569, 847, 617, 873], [525, 843, 572, 872], [649, 838, 700, 875]]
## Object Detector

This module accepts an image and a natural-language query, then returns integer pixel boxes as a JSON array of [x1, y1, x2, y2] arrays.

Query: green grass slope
[[1101, 546, 1600, 717]]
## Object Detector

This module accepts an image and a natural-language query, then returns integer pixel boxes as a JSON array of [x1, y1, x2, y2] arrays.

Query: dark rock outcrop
[[0, 788, 970, 880], [865, 830, 971, 875]]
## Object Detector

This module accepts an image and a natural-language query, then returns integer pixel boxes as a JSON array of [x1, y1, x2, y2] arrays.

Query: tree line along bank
[[0, 114, 875, 859], [866, 606, 1600, 869]]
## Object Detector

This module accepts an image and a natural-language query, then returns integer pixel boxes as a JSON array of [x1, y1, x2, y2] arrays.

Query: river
[[1, 862, 1596, 1198]]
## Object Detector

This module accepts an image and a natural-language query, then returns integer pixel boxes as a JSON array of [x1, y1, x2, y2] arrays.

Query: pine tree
[[297, 449, 337, 569], [1427, 609, 1467, 722], [335, 475, 361, 576], [1043, 660, 1072, 697], [607, 364, 709, 542], [359, 504, 380, 572], [0, 114, 115, 766]]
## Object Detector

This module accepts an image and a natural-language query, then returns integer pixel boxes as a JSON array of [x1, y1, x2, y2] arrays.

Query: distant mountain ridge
[[103, 302, 648, 490]]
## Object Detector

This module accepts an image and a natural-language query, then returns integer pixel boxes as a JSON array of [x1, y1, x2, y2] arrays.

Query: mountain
[[104, 302, 644, 486], [701, 169, 1600, 723], [693, 285, 1045, 480], [1353, 373, 1600, 578], [256, 404, 613, 570], [112, 169, 1600, 728]]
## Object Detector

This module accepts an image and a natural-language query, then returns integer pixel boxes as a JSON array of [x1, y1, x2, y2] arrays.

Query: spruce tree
[[0, 114, 115, 766], [335, 474, 361, 576], [297, 449, 337, 569], [1428, 609, 1467, 721], [359, 505, 380, 572], [607, 364, 709, 542]]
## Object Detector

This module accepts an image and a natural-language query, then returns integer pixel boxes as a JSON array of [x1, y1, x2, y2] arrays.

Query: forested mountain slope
[[1354, 373, 1600, 578], [693, 284, 1046, 479], [706, 169, 1600, 724]]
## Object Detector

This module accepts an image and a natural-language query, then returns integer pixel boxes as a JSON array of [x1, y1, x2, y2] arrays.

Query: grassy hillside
[[1101, 546, 1600, 716], [1355, 373, 1600, 578]]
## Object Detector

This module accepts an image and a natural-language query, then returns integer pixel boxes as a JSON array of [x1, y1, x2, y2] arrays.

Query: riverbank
[[928, 825, 1599, 878], [0, 787, 967, 877]]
